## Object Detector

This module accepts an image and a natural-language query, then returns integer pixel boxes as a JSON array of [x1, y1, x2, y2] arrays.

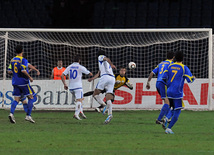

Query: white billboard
[[0, 79, 213, 110]]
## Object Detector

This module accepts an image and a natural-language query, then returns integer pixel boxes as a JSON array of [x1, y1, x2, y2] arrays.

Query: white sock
[[94, 95, 106, 106], [80, 104, 83, 113], [107, 100, 112, 115], [75, 102, 81, 116]]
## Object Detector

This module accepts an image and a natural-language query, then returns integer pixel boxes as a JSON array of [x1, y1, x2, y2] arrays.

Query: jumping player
[[92, 50, 116, 124], [84, 67, 133, 113]]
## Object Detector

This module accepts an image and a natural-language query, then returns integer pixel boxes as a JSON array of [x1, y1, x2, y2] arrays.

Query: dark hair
[[15, 45, 23, 54], [175, 51, 183, 62], [167, 51, 174, 59], [120, 67, 126, 70], [73, 55, 81, 62], [97, 50, 105, 57]]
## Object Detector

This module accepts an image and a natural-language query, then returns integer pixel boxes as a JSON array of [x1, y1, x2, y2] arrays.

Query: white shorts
[[69, 88, 83, 99], [96, 75, 115, 94]]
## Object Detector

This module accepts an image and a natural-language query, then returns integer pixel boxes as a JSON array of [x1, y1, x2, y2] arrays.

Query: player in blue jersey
[[8, 45, 36, 124], [146, 51, 174, 126], [162, 51, 195, 134], [8, 63, 40, 111]]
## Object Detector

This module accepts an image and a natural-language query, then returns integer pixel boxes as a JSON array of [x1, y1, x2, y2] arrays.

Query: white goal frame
[[0, 28, 213, 110]]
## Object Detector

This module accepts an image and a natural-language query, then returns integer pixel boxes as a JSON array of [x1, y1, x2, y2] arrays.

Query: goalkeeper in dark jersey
[[84, 67, 133, 113]]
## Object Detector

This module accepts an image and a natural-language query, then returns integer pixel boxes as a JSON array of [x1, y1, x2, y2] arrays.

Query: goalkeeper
[[84, 67, 133, 113]]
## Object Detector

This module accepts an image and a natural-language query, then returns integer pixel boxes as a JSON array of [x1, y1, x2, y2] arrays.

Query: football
[[128, 62, 136, 69]]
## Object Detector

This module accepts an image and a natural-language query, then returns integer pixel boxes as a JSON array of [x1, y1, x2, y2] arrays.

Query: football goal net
[[0, 28, 212, 110]]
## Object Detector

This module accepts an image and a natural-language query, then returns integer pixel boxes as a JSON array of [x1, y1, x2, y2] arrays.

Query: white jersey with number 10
[[63, 62, 90, 89]]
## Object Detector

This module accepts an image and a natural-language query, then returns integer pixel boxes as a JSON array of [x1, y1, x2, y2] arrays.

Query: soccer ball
[[128, 62, 136, 69]]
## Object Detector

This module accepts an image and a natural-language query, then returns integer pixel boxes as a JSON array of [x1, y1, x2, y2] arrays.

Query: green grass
[[0, 110, 214, 155]]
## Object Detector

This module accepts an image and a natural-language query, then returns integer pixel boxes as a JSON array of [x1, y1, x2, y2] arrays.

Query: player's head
[[15, 45, 23, 54], [119, 67, 126, 77], [57, 60, 63, 67], [73, 55, 81, 63], [175, 51, 183, 62], [167, 51, 174, 60], [97, 50, 105, 57]]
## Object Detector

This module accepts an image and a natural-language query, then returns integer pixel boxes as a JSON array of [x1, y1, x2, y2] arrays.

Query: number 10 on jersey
[[70, 69, 77, 79]]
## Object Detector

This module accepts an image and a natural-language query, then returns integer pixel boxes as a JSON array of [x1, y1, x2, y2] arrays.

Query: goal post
[[0, 28, 213, 110]]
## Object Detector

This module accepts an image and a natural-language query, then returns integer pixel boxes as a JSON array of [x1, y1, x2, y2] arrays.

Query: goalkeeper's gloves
[[126, 82, 133, 90], [115, 80, 121, 84]]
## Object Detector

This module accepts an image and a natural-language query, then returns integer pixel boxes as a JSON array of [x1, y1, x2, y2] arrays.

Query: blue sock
[[166, 109, 173, 120], [27, 99, 34, 116], [168, 109, 181, 129], [23, 104, 28, 113], [157, 104, 170, 121], [32, 95, 37, 102], [10, 100, 19, 114]]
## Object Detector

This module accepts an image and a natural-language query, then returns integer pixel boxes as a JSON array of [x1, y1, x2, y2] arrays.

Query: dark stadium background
[[0, 0, 212, 28]]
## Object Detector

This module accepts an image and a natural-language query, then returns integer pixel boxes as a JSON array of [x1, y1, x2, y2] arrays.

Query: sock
[[168, 109, 181, 129], [157, 104, 170, 121], [80, 104, 83, 113], [23, 104, 28, 113], [75, 102, 81, 116], [107, 100, 112, 115], [27, 99, 34, 116], [32, 95, 37, 102], [94, 95, 105, 106], [166, 109, 174, 120], [10, 100, 19, 114]]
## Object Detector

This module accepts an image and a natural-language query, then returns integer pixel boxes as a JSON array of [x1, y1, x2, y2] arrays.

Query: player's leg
[[165, 99, 183, 134], [78, 90, 87, 119], [9, 85, 21, 123], [162, 99, 174, 129], [72, 89, 84, 120], [95, 90, 107, 113], [156, 82, 170, 124], [93, 89, 106, 106], [25, 85, 36, 123], [165, 108, 174, 122], [83, 91, 94, 97], [21, 98, 28, 113], [103, 76, 115, 124], [93, 78, 107, 107]]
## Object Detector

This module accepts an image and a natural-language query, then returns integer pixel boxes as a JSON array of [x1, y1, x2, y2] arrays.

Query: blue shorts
[[169, 98, 185, 110], [13, 84, 34, 98], [20, 90, 36, 102], [156, 81, 167, 99]]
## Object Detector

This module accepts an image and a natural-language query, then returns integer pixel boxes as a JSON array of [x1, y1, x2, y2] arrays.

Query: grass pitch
[[0, 110, 213, 155]]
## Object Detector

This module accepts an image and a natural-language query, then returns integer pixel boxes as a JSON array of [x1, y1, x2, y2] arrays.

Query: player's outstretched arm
[[28, 64, 40, 75], [88, 71, 100, 82], [61, 73, 68, 90], [146, 72, 154, 89], [103, 57, 116, 69], [125, 82, 133, 90]]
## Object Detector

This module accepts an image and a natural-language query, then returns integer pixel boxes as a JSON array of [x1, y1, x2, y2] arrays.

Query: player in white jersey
[[61, 55, 93, 120], [92, 50, 116, 124]]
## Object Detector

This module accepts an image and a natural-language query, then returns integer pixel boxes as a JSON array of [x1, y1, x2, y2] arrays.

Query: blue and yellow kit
[[162, 62, 195, 99], [8, 56, 29, 86]]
